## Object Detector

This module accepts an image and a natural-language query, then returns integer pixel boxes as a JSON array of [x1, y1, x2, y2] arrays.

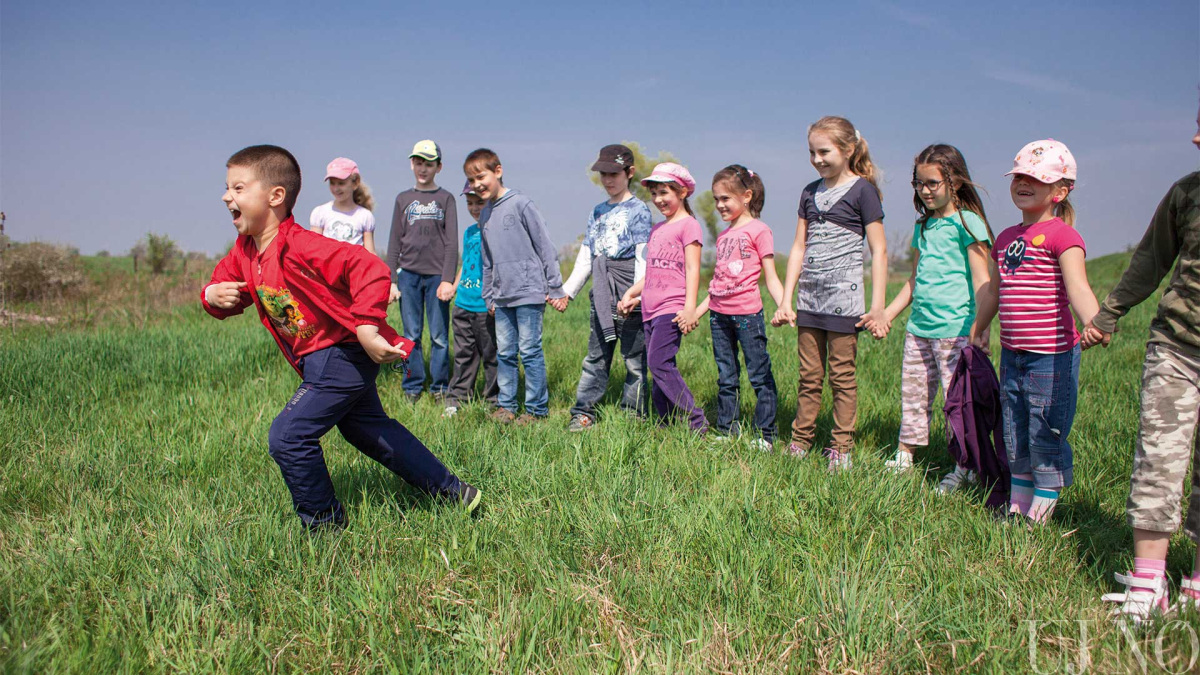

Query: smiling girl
[[873, 145, 994, 492], [774, 116, 888, 471], [971, 139, 1099, 523], [695, 165, 783, 450], [309, 157, 377, 253]]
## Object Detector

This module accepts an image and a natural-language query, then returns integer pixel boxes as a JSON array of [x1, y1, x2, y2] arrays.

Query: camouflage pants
[[898, 333, 969, 446], [1126, 341, 1200, 539]]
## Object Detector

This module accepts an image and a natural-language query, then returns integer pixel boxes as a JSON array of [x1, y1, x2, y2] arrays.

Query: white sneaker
[[750, 438, 772, 453], [885, 450, 914, 473], [935, 465, 976, 494], [442, 405, 459, 418], [827, 449, 853, 472], [1171, 578, 1200, 616], [1102, 572, 1170, 625]]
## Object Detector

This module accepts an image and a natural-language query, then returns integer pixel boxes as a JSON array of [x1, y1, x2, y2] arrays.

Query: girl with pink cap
[[970, 139, 1099, 525], [309, 157, 377, 253], [616, 162, 709, 433]]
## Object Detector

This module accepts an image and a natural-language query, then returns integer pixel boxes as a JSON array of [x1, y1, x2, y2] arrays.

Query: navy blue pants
[[268, 343, 462, 528], [710, 310, 778, 441]]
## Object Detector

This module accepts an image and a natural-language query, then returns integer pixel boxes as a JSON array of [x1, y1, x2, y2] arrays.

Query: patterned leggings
[[898, 333, 969, 446]]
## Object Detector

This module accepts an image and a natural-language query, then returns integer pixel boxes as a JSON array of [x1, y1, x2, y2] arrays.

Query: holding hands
[[548, 296, 569, 312], [436, 282, 456, 302], [856, 307, 892, 340], [673, 307, 700, 335], [771, 306, 796, 327], [616, 294, 640, 317], [1080, 320, 1112, 350]]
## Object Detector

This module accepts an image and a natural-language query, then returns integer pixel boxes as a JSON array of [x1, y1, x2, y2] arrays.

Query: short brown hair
[[227, 145, 302, 214], [463, 147, 501, 175]]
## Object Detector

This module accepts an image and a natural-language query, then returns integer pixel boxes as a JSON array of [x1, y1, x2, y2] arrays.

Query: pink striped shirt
[[993, 218, 1086, 353]]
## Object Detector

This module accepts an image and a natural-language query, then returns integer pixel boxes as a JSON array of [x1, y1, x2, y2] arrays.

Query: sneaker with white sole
[[827, 448, 853, 472], [1102, 572, 1169, 625], [786, 442, 808, 459], [1171, 578, 1200, 616], [750, 438, 772, 453], [935, 465, 976, 494], [885, 450, 914, 473]]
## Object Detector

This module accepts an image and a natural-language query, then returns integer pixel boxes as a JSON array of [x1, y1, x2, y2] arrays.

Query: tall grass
[[1, 251, 1196, 672]]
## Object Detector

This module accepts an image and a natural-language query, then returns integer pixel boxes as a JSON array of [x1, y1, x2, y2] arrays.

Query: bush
[[0, 242, 86, 301], [96, 250, 111, 258], [144, 233, 179, 274]]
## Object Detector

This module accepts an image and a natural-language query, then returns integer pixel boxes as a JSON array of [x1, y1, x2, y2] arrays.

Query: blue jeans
[[268, 344, 462, 528], [570, 296, 647, 421], [710, 311, 778, 441], [1000, 345, 1080, 488], [397, 270, 450, 396], [494, 304, 548, 417]]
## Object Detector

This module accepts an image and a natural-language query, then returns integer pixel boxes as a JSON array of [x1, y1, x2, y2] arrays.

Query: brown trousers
[[791, 326, 858, 452]]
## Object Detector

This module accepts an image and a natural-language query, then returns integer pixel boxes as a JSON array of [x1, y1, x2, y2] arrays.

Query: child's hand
[[968, 328, 991, 355], [856, 309, 890, 339], [617, 296, 640, 316], [772, 307, 796, 327], [1081, 321, 1111, 350], [357, 326, 411, 364], [488, 304, 495, 316], [389, 284, 401, 303], [548, 296, 568, 312], [205, 281, 247, 309], [436, 282, 456, 302], [673, 309, 698, 335]]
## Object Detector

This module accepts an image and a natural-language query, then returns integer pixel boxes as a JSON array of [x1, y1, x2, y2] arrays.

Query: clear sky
[[2, 1, 1197, 257]]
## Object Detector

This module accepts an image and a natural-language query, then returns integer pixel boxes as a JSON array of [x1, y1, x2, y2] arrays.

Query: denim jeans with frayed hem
[[494, 304, 548, 417], [1000, 345, 1080, 489]]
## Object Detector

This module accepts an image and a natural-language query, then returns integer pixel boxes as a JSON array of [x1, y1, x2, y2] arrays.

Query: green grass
[[2, 251, 1198, 673]]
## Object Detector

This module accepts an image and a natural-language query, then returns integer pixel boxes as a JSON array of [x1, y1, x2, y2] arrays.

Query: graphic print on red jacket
[[202, 216, 400, 373]]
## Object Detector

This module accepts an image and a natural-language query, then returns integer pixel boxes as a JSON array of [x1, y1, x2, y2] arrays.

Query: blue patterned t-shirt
[[455, 224, 486, 313], [582, 196, 653, 259]]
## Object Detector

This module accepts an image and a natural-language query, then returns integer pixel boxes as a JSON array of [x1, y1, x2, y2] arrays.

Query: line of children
[[386, 140, 458, 402], [561, 144, 653, 431], [309, 157, 377, 253]]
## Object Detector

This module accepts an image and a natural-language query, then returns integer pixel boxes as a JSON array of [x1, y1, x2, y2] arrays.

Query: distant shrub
[[144, 233, 179, 274], [96, 250, 111, 258], [0, 242, 86, 301]]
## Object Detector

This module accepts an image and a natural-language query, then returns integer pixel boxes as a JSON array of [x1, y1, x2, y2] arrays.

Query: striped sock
[[1009, 474, 1034, 516], [1028, 486, 1060, 523]]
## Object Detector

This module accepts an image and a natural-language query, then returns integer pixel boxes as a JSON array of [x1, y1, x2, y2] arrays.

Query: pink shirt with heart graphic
[[708, 219, 774, 315]]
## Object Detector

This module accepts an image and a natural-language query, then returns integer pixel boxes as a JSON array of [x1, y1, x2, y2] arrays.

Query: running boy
[[204, 144, 480, 529], [463, 148, 567, 424], [386, 140, 459, 401]]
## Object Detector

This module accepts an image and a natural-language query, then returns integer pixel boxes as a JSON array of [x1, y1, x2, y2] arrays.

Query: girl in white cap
[[309, 157, 377, 253], [970, 139, 1099, 524]]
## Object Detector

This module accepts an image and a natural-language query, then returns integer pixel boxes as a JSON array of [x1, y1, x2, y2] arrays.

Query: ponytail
[[809, 116, 881, 196], [1055, 179, 1076, 226], [351, 174, 375, 212], [712, 164, 765, 218]]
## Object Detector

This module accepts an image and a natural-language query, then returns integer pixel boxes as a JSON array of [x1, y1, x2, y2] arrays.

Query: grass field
[[3, 250, 1198, 673]]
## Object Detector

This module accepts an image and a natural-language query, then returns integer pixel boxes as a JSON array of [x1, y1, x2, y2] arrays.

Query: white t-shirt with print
[[309, 202, 375, 246]]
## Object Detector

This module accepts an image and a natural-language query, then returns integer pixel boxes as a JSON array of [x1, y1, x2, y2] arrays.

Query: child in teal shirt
[[444, 182, 498, 416]]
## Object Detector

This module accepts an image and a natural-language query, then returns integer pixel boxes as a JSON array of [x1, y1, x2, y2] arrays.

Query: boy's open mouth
[[230, 208, 242, 221]]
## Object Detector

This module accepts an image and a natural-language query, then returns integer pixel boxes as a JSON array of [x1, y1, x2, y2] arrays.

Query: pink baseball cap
[[1005, 139, 1077, 184], [325, 157, 359, 180], [641, 162, 696, 196]]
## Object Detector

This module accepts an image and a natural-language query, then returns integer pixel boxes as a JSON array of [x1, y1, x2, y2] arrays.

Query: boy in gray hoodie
[[463, 148, 566, 423]]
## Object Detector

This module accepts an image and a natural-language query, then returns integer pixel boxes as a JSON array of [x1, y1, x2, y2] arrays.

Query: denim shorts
[[999, 345, 1080, 488]]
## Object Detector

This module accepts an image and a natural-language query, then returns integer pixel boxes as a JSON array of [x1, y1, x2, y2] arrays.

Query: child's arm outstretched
[[773, 216, 807, 326], [856, 220, 889, 338], [671, 242, 703, 332], [1060, 247, 1100, 333], [874, 250, 917, 339]]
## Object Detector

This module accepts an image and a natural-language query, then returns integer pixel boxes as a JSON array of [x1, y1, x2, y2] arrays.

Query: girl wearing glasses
[[773, 116, 888, 471], [871, 145, 994, 492]]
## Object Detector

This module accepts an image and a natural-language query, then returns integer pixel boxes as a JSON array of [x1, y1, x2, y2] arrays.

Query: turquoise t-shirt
[[455, 224, 486, 313], [908, 210, 992, 338]]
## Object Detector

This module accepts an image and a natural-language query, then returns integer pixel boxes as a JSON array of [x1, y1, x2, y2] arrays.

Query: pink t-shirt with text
[[642, 216, 704, 320], [708, 219, 774, 315], [993, 217, 1086, 353]]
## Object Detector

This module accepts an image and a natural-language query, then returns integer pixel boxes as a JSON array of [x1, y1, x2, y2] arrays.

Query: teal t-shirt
[[455, 224, 486, 313], [908, 210, 992, 338]]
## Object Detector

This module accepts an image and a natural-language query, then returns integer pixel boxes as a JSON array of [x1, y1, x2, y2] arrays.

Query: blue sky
[[2, 1, 1197, 257]]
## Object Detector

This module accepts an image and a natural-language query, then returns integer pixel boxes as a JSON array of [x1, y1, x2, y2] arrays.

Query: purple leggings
[[644, 314, 708, 431]]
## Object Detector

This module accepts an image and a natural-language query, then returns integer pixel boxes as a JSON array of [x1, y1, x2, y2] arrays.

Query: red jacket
[[201, 216, 401, 375]]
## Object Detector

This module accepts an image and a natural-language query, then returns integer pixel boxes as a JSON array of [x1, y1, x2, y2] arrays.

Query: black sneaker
[[459, 483, 482, 513]]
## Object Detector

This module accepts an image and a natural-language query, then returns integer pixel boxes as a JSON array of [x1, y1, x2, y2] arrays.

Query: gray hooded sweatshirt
[[480, 189, 565, 308]]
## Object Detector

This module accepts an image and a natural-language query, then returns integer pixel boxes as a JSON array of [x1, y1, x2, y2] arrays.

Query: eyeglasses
[[911, 179, 945, 192]]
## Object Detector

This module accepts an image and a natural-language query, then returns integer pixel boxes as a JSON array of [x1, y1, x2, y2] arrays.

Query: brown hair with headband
[[712, 164, 765, 218]]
